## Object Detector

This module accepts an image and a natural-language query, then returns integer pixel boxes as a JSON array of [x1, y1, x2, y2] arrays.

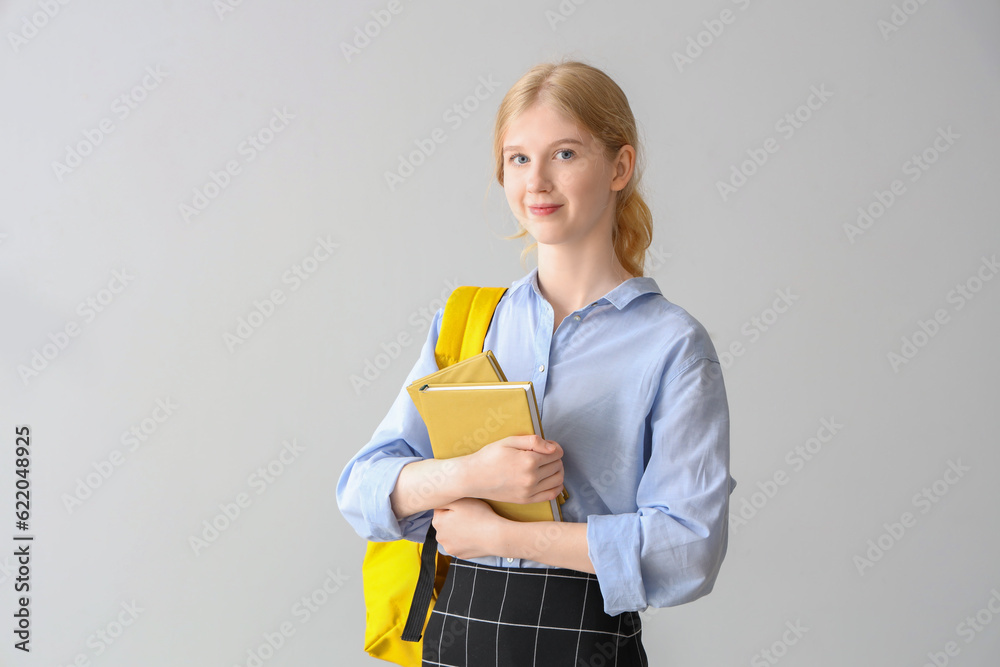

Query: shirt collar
[[509, 266, 661, 310]]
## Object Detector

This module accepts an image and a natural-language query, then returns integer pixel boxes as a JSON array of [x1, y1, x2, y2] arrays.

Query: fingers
[[513, 463, 563, 505], [509, 438, 563, 476], [538, 464, 563, 492], [538, 438, 563, 456], [536, 459, 563, 480], [512, 437, 565, 468], [504, 435, 563, 456], [526, 481, 565, 504], [534, 445, 564, 468]]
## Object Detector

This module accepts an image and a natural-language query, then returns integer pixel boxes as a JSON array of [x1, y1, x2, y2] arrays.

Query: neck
[[535, 241, 634, 314]]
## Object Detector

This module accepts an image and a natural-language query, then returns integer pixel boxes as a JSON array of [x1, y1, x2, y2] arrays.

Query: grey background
[[2, 0, 998, 665]]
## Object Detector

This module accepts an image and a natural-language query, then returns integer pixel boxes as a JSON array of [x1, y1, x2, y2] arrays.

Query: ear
[[610, 144, 636, 192]]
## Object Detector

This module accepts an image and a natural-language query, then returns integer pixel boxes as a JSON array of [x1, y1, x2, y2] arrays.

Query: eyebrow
[[502, 138, 585, 153]]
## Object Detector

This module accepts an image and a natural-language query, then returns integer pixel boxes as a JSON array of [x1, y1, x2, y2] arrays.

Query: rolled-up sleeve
[[587, 355, 734, 615], [336, 306, 444, 543]]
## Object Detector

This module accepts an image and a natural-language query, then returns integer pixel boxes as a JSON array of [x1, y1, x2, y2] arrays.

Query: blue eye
[[506, 150, 575, 166]]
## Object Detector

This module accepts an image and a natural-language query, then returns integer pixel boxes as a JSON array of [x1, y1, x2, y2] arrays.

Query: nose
[[525, 161, 552, 194]]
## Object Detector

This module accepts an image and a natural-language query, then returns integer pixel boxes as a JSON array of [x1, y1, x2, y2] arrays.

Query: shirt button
[[538, 364, 545, 372], [506, 557, 514, 563], [573, 315, 581, 321]]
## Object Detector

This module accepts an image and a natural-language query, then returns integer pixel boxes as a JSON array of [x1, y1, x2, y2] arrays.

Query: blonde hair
[[490, 59, 653, 278]]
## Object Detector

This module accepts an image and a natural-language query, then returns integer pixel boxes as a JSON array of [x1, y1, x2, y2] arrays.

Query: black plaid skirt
[[422, 558, 648, 667]]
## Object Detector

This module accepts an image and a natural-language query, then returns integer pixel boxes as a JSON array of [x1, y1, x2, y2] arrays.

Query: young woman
[[338, 60, 735, 666]]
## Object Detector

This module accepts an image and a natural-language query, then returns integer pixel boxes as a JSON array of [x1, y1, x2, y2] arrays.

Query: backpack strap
[[435, 286, 508, 369], [401, 285, 507, 643]]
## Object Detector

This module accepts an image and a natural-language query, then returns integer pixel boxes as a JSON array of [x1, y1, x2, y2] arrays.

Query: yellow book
[[406, 350, 507, 409], [406, 351, 567, 522]]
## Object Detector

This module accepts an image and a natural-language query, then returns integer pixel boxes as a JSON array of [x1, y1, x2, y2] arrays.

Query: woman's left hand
[[432, 497, 509, 560]]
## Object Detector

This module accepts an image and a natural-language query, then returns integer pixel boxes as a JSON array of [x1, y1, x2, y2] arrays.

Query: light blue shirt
[[337, 267, 736, 615]]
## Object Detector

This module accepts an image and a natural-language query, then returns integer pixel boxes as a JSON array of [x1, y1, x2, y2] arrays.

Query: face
[[501, 102, 632, 252]]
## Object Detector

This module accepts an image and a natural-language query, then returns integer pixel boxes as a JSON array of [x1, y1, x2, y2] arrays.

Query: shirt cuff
[[587, 513, 647, 615], [361, 454, 425, 541]]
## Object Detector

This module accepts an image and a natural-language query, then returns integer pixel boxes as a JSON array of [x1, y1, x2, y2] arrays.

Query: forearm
[[390, 456, 470, 521], [497, 519, 595, 574]]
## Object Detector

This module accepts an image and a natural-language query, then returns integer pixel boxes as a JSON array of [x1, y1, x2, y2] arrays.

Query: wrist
[[451, 452, 475, 499], [494, 515, 521, 559]]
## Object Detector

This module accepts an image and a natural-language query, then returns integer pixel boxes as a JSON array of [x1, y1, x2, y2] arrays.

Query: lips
[[528, 204, 562, 215]]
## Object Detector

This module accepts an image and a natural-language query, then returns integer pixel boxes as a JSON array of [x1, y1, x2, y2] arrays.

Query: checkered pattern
[[422, 558, 648, 667]]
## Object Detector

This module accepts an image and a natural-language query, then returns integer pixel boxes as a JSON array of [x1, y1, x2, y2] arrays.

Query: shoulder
[[628, 292, 721, 375]]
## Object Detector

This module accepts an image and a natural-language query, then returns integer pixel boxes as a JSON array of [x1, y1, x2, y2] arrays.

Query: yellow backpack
[[362, 286, 508, 666]]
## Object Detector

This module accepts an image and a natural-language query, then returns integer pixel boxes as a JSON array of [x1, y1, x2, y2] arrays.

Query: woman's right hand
[[462, 435, 564, 504]]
